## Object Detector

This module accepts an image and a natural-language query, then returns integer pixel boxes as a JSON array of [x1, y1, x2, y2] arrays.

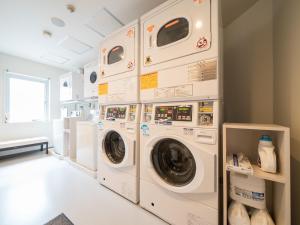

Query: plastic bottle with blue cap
[[258, 135, 277, 173]]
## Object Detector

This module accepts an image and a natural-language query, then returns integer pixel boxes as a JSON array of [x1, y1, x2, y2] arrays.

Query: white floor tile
[[0, 153, 167, 225]]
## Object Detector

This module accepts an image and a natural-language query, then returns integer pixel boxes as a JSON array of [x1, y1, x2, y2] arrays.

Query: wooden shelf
[[252, 165, 286, 183], [226, 164, 286, 183], [223, 123, 289, 132], [223, 123, 291, 225]]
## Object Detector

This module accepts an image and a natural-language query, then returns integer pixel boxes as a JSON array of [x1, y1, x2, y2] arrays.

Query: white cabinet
[[76, 121, 97, 171], [60, 72, 83, 102]]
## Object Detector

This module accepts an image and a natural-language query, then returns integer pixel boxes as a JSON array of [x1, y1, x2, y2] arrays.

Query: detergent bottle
[[258, 135, 277, 173]]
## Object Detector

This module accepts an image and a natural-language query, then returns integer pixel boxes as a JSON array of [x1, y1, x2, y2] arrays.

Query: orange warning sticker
[[140, 72, 158, 90], [147, 25, 154, 33], [127, 28, 134, 37], [98, 83, 108, 95]]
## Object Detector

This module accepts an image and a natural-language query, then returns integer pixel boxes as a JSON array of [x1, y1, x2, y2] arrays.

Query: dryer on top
[[100, 20, 139, 79], [84, 61, 99, 98], [140, 0, 222, 103]]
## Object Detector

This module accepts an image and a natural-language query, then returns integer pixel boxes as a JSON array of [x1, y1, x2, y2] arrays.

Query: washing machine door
[[60, 75, 72, 101], [89, 71, 98, 84], [101, 129, 135, 168], [146, 134, 216, 193]]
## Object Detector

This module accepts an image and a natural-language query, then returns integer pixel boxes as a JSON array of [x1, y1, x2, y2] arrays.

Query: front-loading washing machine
[[140, 0, 222, 103], [98, 20, 140, 105], [84, 61, 99, 98], [140, 100, 220, 225], [97, 104, 140, 203]]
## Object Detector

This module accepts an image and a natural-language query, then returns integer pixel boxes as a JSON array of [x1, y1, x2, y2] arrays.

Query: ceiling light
[[51, 17, 66, 27], [43, 30, 52, 38], [66, 4, 76, 13]]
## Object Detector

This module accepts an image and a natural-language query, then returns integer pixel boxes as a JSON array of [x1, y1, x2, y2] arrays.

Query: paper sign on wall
[[98, 83, 108, 95], [140, 72, 158, 90]]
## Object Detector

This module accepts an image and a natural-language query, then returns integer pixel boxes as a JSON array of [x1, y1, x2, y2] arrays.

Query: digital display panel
[[155, 105, 192, 121], [106, 107, 126, 119]]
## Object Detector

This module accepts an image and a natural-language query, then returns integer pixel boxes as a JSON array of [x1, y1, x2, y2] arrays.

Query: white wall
[[273, 0, 300, 224], [224, 0, 299, 223], [224, 0, 274, 123], [0, 52, 66, 147]]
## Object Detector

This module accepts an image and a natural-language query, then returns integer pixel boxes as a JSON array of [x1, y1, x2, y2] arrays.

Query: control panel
[[154, 105, 192, 122], [106, 107, 127, 120]]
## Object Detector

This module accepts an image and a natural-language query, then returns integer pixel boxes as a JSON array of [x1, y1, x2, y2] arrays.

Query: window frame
[[4, 72, 50, 124]]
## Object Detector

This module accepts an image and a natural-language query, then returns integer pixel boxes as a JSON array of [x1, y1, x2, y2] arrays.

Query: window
[[5, 73, 49, 123], [108, 46, 124, 65], [157, 17, 189, 47]]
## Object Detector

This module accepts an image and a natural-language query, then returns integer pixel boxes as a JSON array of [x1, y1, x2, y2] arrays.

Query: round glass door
[[104, 131, 125, 164], [90, 71, 97, 83], [108, 46, 124, 65], [151, 138, 196, 186]]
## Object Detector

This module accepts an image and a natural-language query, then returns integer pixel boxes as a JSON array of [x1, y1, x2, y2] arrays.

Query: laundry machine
[[84, 61, 99, 98], [100, 20, 138, 79], [97, 104, 140, 203], [98, 20, 140, 105], [60, 72, 83, 102], [140, 100, 220, 225], [140, 0, 222, 103]]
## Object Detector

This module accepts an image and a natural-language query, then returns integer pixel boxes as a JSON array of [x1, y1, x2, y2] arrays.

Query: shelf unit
[[223, 123, 290, 225]]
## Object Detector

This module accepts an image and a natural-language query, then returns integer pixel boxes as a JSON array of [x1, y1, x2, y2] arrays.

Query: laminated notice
[[140, 72, 158, 90]]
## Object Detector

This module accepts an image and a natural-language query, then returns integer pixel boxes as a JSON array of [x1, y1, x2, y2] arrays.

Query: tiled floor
[[0, 152, 167, 225]]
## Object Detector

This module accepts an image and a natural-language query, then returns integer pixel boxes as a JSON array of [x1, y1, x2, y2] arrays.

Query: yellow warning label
[[140, 72, 158, 90], [98, 83, 108, 96], [199, 102, 213, 113]]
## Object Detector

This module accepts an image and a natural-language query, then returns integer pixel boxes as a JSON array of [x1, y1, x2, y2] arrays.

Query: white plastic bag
[[228, 201, 250, 225], [251, 209, 275, 225], [227, 153, 253, 175]]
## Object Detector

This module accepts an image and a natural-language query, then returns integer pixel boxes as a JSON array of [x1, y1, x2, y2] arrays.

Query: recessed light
[[51, 17, 65, 27], [43, 30, 52, 38], [66, 4, 76, 13]]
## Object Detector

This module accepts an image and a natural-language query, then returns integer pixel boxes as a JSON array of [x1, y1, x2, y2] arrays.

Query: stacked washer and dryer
[[138, 0, 223, 225], [96, 0, 223, 224], [97, 21, 140, 203]]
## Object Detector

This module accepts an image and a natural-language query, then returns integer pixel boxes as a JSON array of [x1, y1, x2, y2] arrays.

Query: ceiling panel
[[103, 0, 167, 24], [86, 8, 123, 37], [41, 53, 69, 64], [58, 36, 93, 55], [0, 0, 259, 70], [222, 0, 259, 27]]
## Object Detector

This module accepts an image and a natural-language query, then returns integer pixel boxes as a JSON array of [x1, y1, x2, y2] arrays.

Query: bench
[[0, 137, 49, 157]]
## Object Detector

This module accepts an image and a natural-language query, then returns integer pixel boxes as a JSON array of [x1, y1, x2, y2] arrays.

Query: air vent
[[58, 36, 93, 55], [85, 8, 123, 37], [41, 53, 69, 64], [188, 59, 217, 82]]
